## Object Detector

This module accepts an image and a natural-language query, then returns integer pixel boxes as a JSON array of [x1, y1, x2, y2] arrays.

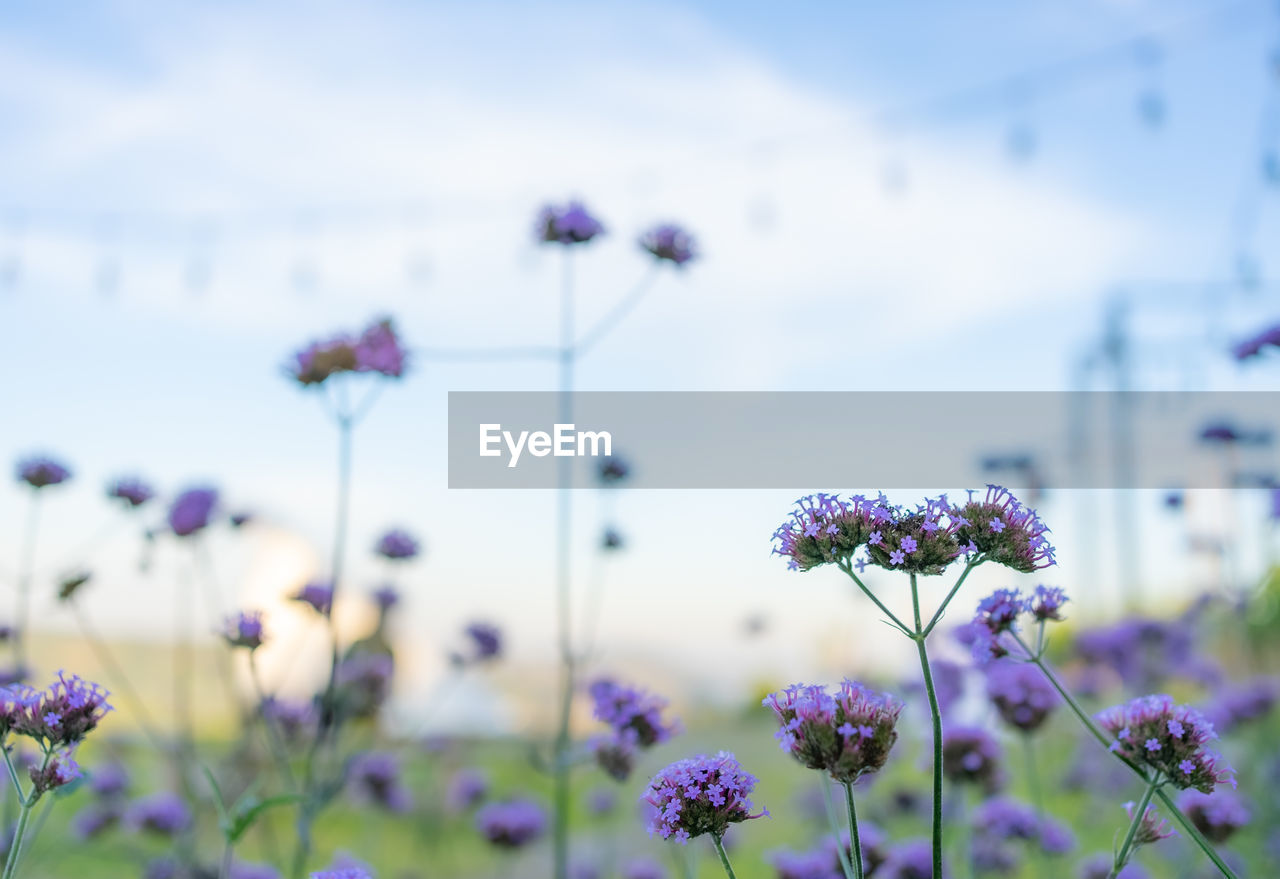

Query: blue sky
[[2, 0, 1279, 718]]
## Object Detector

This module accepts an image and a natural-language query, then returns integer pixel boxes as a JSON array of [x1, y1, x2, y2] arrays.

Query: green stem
[[0, 744, 24, 800], [820, 780, 855, 879], [1112, 779, 1158, 877], [711, 834, 738, 879], [1022, 734, 1043, 819], [843, 782, 865, 879], [922, 559, 981, 637], [837, 561, 912, 635], [1, 795, 34, 879], [1155, 789, 1240, 879], [249, 652, 296, 790], [910, 574, 944, 879]]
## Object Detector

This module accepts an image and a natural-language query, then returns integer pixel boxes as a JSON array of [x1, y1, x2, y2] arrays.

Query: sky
[[2, 0, 1279, 725]]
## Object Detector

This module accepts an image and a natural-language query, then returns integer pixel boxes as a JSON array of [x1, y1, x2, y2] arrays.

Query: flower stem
[[820, 780, 855, 879], [843, 782, 865, 879], [910, 574, 944, 879], [1154, 788, 1240, 879], [1, 794, 35, 879], [837, 561, 912, 635], [711, 834, 739, 879], [1111, 778, 1158, 878], [922, 559, 980, 637]]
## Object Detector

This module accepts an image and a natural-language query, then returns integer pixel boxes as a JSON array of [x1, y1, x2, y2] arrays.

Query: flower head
[[1232, 322, 1280, 360], [334, 653, 393, 719], [968, 589, 1024, 663], [10, 672, 112, 747], [762, 680, 901, 783], [371, 585, 400, 612], [354, 318, 407, 378], [984, 660, 1058, 732], [16, 456, 71, 489], [291, 581, 334, 616], [70, 802, 120, 841], [1122, 801, 1176, 847], [445, 768, 489, 813], [1177, 789, 1250, 843], [451, 621, 502, 666], [475, 799, 548, 848], [772, 493, 896, 572], [1027, 585, 1068, 622], [952, 485, 1055, 572], [347, 751, 412, 813], [941, 726, 1003, 793], [374, 528, 420, 561], [642, 752, 765, 843], [30, 750, 81, 794], [168, 487, 219, 537], [861, 496, 963, 575], [222, 611, 265, 650], [878, 839, 936, 879], [1096, 694, 1234, 792], [590, 678, 680, 749], [536, 200, 605, 245], [289, 318, 406, 386], [107, 477, 155, 508], [126, 792, 192, 837], [640, 224, 698, 266]]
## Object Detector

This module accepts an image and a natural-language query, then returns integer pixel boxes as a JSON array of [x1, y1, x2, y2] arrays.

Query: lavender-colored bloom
[[445, 767, 489, 812], [590, 678, 680, 748], [1232, 322, 1280, 360], [168, 487, 219, 537], [1122, 801, 1176, 846], [126, 792, 192, 836], [985, 660, 1058, 732], [968, 589, 1024, 663], [878, 838, 938, 879], [586, 786, 617, 816], [1039, 818, 1076, 854], [598, 454, 631, 484], [231, 862, 283, 879], [1096, 694, 1234, 792], [291, 580, 334, 616], [536, 200, 605, 245], [642, 752, 765, 843], [8, 672, 112, 746], [763, 680, 901, 783], [639, 224, 698, 266], [347, 751, 412, 813], [475, 798, 548, 848], [1074, 616, 1205, 691], [768, 847, 840, 879], [1077, 854, 1150, 879], [289, 317, 406, 386], [16, 455, 71, 489], [30, 750, 81, 793], [107, 477, 154, 508], [973, 797, 1040, 841], [261, 697, 317, 743], [1026, 585, 1068, 622], [1204, 676, 1278, 733], [952, 485, 1056, 572], [374, 528, 420, 561], [334, 653, 394, 718], [354, 317, 407, 378], [620, 857, 667, 879], [772, 492, 896, 572], [452, 621, 502, 665], [70, 802, 120, 840], [1177, 790, 1250, 843], [941, 726, 1003, 793], [89, 761, 129, 797], [861, 495, 963, 576], [371, 585, 400, 612], [222, 611, 265, 650]]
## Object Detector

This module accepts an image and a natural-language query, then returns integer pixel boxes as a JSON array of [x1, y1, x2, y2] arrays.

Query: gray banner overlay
[[447, 392, 1280, 489]]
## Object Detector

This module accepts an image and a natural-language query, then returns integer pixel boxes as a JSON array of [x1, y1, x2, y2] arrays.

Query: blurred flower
[[768, 847, 839, 879], [291, 581, 334, 616], [1203, 676, 1278, 734], [877, 838, 936, 879], [289, 317, 407, 386], [229, 511, 254, 528], [222, 611, 265, 650], [973, 796, 1039, 842], [763, 680, 902, 783], [374, 528, 420, 561], [642, 752, 766, 843], [88, 762, 129, 798], [475, 799, 547, 848], [1231, 322, 1280, 360], [586, 786, 617, 817], [107, 477, 154, 508], [347, 751, 412, 813], [231, 862, 282, 879], [371, 585, 400, 612], [354, 317, 407, 378], [639, 223, 697, 266], [451, 621, 502, 666], [310, 869, 371, 879], [591, 730, 638, 782], [984, 660, 1058, 732], [291, 333, 358, 386], [261, 697, 317, 743], [1177, 790, 1250, 843], [597, 454, 631, 484], [15, 455, 71, 489], [1074, 616, 1210, 691], [1077, 855, 1150, 879], [57, 571, 92, 602], [445, 768, 489, 813], [904, 659, 964, 713], [1122, 801, 1176, 846], [1096, 694, 1234, 792], [168, 487, 219, 537], [951, 485, 1056, 572], [126, 793, 192, 837], [536, 200, 605, 245], [620, 858, 666, 879], [941, 726, 1003, 793], [70, 802, 120, 840], [601, 527, 625, 551], [590, 678, 680, 748], [334, 653, 393, 719]]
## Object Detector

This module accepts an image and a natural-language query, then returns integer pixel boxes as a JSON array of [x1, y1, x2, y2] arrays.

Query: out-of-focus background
[[1, 3, 1279, 876]]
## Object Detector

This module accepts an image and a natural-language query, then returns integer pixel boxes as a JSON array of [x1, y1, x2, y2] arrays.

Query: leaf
[[228, 793, 304, 843], [201, 765, 233, 841]]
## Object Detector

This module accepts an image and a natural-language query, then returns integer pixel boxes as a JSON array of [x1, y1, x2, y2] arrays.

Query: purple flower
[[371, 585, 400, 612], [768, 847, 840, 879], [291, 581, 334, 616], [126, 792, 192, 837], [772, 493, 907, 572], [374, 528, 420, 561], [445, 768, 489, 813], [598, 454, 631, 484], [968, 589, 1024, 663], [591, 730, 638, 782], [475, 798, 547, 848], [289, 318, 406, 386], [347, 751, 412, 813], [106, 477, 154, 508], [1077, 855, 1151, 879], [984, 660, 1058, 732], [1232, 322, 1280, 360], [30, 750, 81, 793], [620, 858, 667, 879], [941, 726, 1003, 793], [762, 680, 901, 783], [536, 200, 605, 245], [877, 838, 937, 879], [261, 697, 317, 743], [334, 653, 394, 719], [451, 621, 502, 665], [310, 870, 371, 879], [639, 223, 698, 266], [168, 487, 219, 537], [222, 611, 265, 650], [590, 678, 680, 749], [1096, 694, 1234, 792], [1122, 801, 1176, 846], [642, 752, 766, 843], [89, 762, 129, 797], [1203, 676, 1278, 734], [231, 863, 283, 879], [354, 317, 407, 378], [1177, 789, 1250, 843], [8, 672, 112, 746], [1027, 585, 1068, 622], [952, 485, 1056, 572], [15, 455, 71, 489], [70, 802, 120, 840]]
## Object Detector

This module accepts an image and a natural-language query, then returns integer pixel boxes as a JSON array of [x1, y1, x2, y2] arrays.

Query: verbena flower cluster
[[641, 752, 766, 843], [968, 585, 1069, 664], [941, 725, 1003, 793], [762, 680, 902, 782], [222, 611, 265, 650], [16, 455, 72, 488], [289, 317, 407, 386], [1177, 790, 1250, 843], [536, 200, 605, 245], [1096, 694, 1235, 792], [474, 799, 548, 848], [589, 677, 680, 781], [639, 224, 697, 266], [374, 528, 419, 561], [168, 486, 219, 537], [984, 660, 1058, 732]]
